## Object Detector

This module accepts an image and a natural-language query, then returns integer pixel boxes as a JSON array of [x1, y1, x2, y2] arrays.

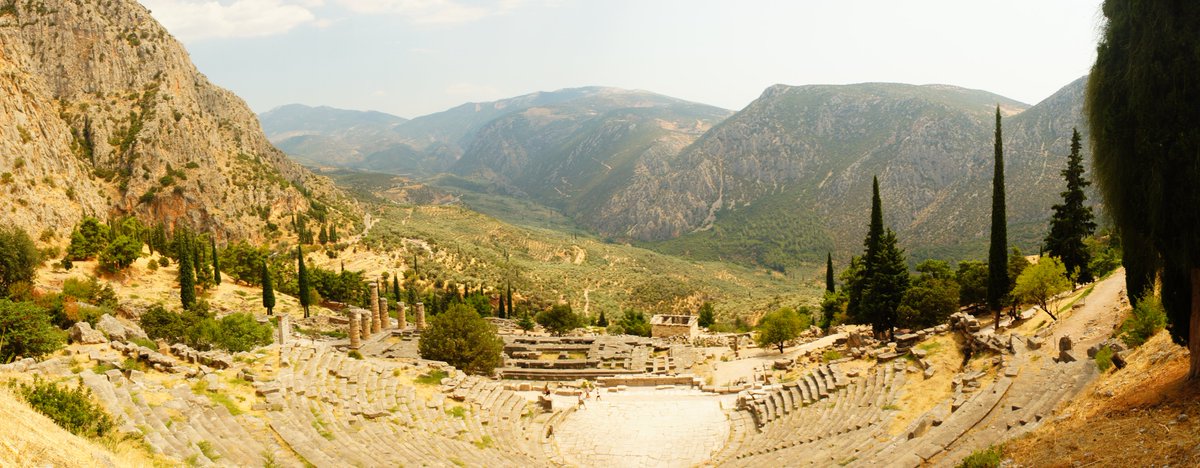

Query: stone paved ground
[[552, 388, 735, 467]]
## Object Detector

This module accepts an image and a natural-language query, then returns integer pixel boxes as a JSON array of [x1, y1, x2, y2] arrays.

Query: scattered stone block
[[69, 322, 107, 344], [1059, 336, 1073, 352], [1056, 350, 1077, 363], [923, 366, 936, 379]]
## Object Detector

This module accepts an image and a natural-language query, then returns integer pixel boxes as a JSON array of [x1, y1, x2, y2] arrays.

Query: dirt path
[[1045, 268, 1127, 351]]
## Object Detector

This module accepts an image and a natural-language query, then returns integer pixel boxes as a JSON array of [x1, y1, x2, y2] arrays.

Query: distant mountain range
[[262, 76, 1093, 270]]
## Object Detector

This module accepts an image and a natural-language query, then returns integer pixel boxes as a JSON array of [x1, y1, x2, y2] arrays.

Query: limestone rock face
[[0, 0, 356, 241], [96, 313, 146, 342]]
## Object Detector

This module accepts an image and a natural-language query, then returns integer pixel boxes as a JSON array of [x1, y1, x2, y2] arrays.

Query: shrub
[[1095, 346, 1114, 372], [956, 446, 1002, 468], [418, 304, 504, 375], [12, 376, 114, 438], [0, 300, 65, 362], [0, 227, 39, 296], [617, 310, 651, 337], [61, 276, 118, 309], [210, 313, 272, 353], [1120, 292, 1167, 348]]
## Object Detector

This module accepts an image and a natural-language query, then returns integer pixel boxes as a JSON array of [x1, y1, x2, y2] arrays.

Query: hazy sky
[[139, 0, 1106, 118]]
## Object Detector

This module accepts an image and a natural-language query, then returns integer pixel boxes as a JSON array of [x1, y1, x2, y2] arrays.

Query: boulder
[[96, 314, 127, 341], [1057, 349, 1077, 363], [1111, 351, 1127, 370], [69, 322, 107, 344], [1026, 336, 1044, 350]]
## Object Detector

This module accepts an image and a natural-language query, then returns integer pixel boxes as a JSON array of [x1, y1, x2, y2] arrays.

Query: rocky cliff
[[0, 0, 355, 242]]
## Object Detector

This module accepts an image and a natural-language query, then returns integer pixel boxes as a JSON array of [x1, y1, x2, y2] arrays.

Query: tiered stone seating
[[717, 362, 906, 466], [80, 369, 292, 466], [264, 341, 551, 466]]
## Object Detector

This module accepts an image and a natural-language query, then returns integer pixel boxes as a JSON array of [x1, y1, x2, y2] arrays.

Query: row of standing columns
[[349, 280, 425, 350]]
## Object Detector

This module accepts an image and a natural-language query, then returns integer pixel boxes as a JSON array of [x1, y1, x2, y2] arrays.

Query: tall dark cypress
[[847, 177, 885, 323], [262, 261, 275, 316], [211, 237, 221, 285], [497, 293, 507, 319], [987, 106, 1009, 328], [178, 238, 195, 310], [297, 246, 311, 318], [393, 274, 401, 304], [1044, 129, 1096, 283], [825, 253, 835, 293]]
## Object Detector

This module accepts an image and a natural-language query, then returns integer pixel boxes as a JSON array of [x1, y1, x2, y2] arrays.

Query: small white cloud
[[140, 0, 316, 41]]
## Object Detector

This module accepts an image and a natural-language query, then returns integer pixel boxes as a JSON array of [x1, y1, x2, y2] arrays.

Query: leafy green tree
[[535, 304, 582, 336], [1087, 0, 1200, 378], [98, 235, 141, 272], [0, 300, 65, 361], [825, 253, 835, 293], [987, 106, 1009, 329], [418, 304, 504, 375], [1043, 129, 1097, 283], [820, 290, 846, 332], [0, 227, 39, 296], [755, 307, 805, 353], [898, 260, 960, 329], [956, 260, 988, 310], [297, 246, 311, 318], [1011, 257, 1072, 321], [262, 261, 275, 316], [698, 302, 715, 328], [218, 241, 267, 286], [210, 237, 221, 285], [67, 217, 111, 260], [617, 310, 651, 337], [177, 238, 195, 310], [211, 313, 273, 352]]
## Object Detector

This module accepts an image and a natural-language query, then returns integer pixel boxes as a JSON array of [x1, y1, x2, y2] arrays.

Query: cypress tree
[[1087, 0, 1200, 379], [987, 106, 1009, 329], [825, 253, 835, 293], [329, 224, 338, 243], [211, 237, 221, 285], [262, 260, 275, 316], [318, 225, 328, 245], [863, 229, 909, 340], [297, 246, 311, 318], [506, 283, 514, 316], [393, 274, 401, 304], [1044, 129, 1096, 284], [178, 238, 195, 310], [497, 294, 507, 319], [597, 309, 608, 327], [847, 177, 884, 323]]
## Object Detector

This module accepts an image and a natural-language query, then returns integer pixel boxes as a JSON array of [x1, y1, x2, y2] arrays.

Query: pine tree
[[262, 261, 275, 316], [178, 238, 195, 310], [211, 237, 221, 285], [987, 106, 1009, 329], [1044, 129, 1097, 284], [297, 246, 311, 318], [826, 253, 835, 293]]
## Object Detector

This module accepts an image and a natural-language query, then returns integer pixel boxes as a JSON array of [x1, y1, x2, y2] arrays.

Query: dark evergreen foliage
[[1087, 1, 1200, 376], [210, 237, 221, 285], [297, 246, 311, 318], [1044, 129, 1097, 283], [0, 227, 39, 295], [262, 261, 275, 316], [987, 107, 1009, 325], [826, 253, 835, 293], [177, 235, 195, 310]]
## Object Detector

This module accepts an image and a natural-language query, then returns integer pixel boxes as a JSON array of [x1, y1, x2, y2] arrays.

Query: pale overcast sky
[[138, 0, 1105, 118]]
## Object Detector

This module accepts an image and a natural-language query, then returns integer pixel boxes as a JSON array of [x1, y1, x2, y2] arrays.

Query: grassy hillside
[[359, 202, 820, 322]]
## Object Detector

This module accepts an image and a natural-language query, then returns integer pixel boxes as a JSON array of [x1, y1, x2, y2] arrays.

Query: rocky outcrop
[[0, 0, 356, 242]]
